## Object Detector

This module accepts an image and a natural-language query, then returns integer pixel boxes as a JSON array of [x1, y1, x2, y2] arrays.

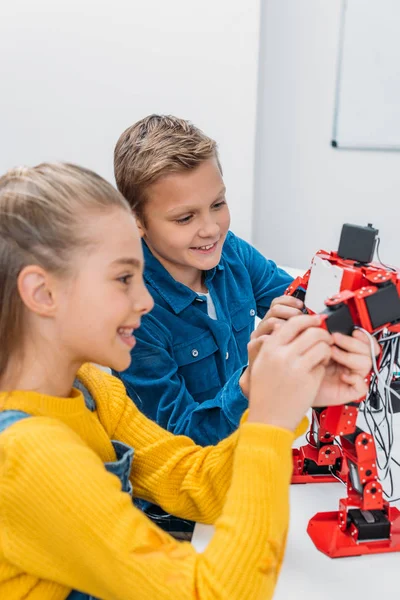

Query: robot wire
[[356, 328, 400, 501]]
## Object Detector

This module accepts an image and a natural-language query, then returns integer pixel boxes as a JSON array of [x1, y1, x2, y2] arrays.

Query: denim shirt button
[[191, 349, 199, 357], [225, 352, 229, 360], [250, 309, 256, 316]]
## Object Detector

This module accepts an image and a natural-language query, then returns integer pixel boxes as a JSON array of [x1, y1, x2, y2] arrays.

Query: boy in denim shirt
[[113, 115, 377, 536], [113, 114, 303, 447]]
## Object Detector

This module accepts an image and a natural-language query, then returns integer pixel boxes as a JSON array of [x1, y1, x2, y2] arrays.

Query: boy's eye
[[175, 215, 193, 224], [117, 274, 133, 285], [212, 200, 226, 209]]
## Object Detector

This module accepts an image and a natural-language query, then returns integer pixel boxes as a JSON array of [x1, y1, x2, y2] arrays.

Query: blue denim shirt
[[115, 231, 292, 446]]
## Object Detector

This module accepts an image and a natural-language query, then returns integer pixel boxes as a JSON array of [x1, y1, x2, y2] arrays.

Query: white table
[[192, 417, 400, 599]]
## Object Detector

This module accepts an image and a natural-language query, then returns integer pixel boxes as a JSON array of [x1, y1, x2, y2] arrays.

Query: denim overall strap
[[105, 440, 134, 495], [67, 591, 95, 600], [0, 410, 30, 432], [73, 378, 96, 411]]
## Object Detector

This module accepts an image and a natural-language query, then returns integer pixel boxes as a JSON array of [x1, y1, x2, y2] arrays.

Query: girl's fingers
[[299, 341, 331, 371], [274, 314, 324, 346], [291, 327, 333, 356]]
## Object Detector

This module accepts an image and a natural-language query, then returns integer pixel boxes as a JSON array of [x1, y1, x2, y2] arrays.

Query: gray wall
[[0, 0, 260, 241], [253, 0, 400, 270]]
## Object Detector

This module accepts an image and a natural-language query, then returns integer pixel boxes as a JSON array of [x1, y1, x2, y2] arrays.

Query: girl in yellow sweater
[[0, 163, 373, 600]]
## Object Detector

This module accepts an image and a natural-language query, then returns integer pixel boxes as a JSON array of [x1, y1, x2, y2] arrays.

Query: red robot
[[286, 224, 400, 557]]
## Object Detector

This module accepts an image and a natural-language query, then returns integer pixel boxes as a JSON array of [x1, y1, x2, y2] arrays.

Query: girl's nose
[[134, 282, 154, 316]]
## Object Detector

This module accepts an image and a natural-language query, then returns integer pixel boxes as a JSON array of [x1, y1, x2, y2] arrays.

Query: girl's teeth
[[198, 243, 214, 250], [118, 328, 133, 337]]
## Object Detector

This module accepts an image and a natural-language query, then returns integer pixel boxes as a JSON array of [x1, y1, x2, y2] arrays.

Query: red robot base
[[308, 505, 400, 558]]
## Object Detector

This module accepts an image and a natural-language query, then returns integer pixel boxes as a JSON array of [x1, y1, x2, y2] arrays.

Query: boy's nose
[[198, 217, 220, 239]]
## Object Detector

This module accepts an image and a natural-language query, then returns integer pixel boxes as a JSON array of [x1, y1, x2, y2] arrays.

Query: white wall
[[0, 0, 260, 241], [253, 0, 400, 270]]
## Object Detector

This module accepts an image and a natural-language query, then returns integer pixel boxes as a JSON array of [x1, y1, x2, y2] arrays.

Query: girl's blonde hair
[[0, 162, 129, 377]]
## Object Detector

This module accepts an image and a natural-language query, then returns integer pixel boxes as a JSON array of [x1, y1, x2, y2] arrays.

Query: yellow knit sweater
[[0, 364, 298, 600]]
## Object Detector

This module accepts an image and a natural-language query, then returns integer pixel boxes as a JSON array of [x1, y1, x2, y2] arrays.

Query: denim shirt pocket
[[231, 301, 256, 359], [174, 333, 221, 395]]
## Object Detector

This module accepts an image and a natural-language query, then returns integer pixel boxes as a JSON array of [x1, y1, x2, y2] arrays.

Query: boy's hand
[[247, 315, 332, 431], [313, 329, 379, 407], [252, 295, 304, 338], [239, 295, 304, 397]]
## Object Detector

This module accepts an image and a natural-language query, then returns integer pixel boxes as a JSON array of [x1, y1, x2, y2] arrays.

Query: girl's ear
[[17, 265, 57, 317]]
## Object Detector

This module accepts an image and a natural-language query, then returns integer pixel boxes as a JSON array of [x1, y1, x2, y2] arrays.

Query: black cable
[[361, 334, 400, 501], [305, 430, 317, 448], [376, 237, 396, 271], [328, 465, 346, 486]]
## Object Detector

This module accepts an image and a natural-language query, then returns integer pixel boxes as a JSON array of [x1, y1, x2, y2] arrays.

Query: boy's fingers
[[268, 305, 303, 320], [253, 317, 284, 338], [331, 345, 371, 375], [335, 329, 380, 357], [340, 372, 368, 397], [352, 329, 381, 356], [248, 336, 267, 359], [270, 295, 303, 309], [332, 331, 370, 355]]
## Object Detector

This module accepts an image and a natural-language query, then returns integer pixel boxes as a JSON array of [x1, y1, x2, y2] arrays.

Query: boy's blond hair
[[114, 115, 220, 222]]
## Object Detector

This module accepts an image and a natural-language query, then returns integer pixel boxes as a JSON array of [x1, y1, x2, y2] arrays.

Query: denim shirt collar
[[142, 240, 224, 315]]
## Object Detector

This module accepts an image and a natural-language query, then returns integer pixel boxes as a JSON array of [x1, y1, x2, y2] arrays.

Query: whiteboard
[[333, 0, 400, 150]]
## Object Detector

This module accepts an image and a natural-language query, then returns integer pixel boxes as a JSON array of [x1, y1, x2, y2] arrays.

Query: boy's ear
[[135, 216, 146, 238], [17, 265, 57, 317]]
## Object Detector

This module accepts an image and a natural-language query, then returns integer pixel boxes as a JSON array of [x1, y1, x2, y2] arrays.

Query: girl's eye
[[118, 274, 133, 285], [175, 215, 193, 224]]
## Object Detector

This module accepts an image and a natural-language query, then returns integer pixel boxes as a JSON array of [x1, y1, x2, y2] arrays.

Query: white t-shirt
[[196, 291, 217, 320]]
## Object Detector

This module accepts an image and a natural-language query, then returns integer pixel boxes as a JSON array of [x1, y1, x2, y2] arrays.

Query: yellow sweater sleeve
[[80, 364, 301, 524], [0, 414, 294, 600], [296, 415, 309, 438]]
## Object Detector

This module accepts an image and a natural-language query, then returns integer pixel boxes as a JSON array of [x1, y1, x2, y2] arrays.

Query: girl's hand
[[247, 315, 332, 431]]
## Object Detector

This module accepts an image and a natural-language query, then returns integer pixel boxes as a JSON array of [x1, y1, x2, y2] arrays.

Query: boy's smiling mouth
[[190, 241, 218, 254]]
